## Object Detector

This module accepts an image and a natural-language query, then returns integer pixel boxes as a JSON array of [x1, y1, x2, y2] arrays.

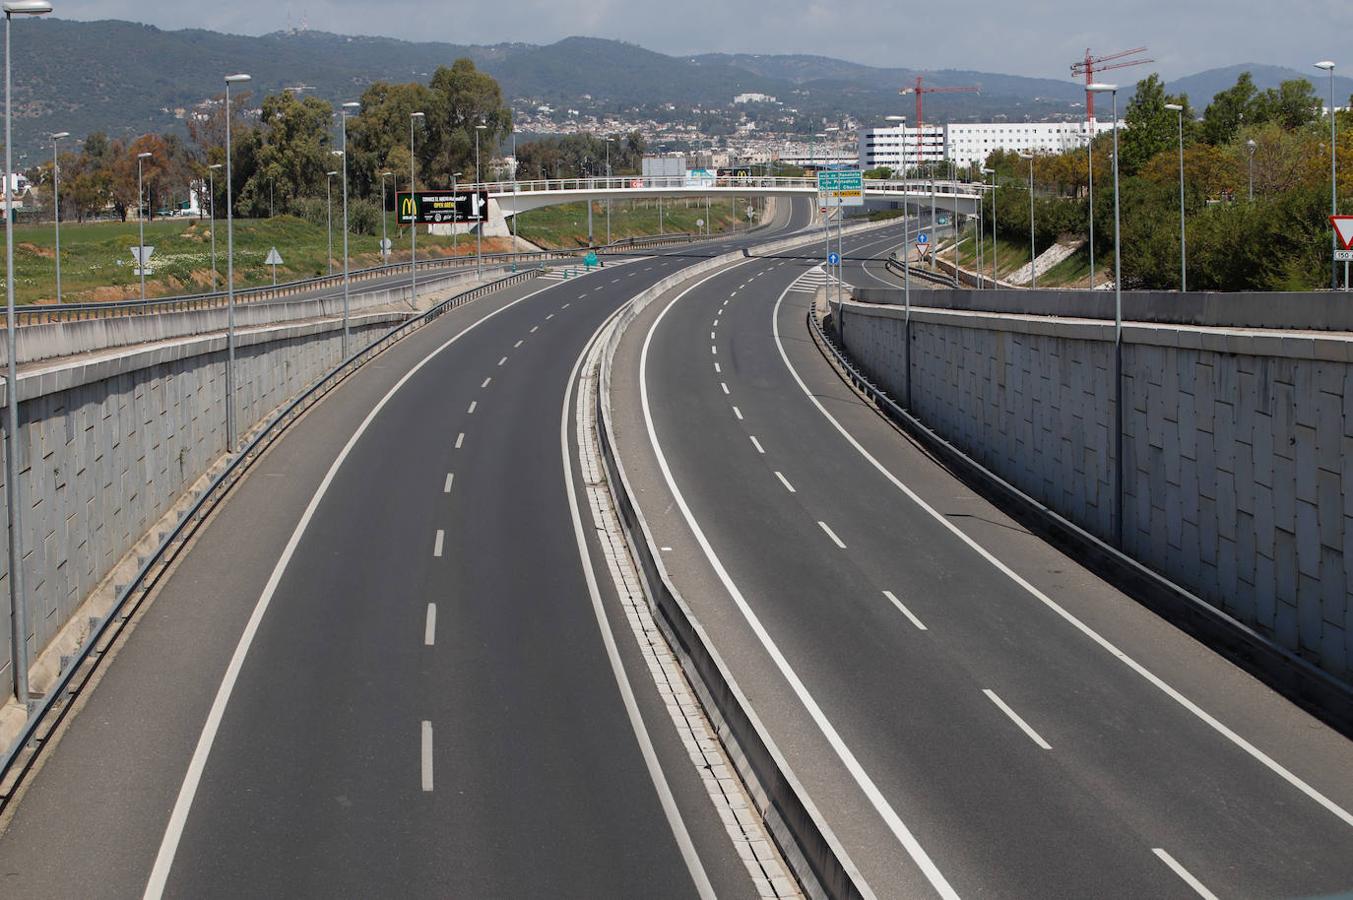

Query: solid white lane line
[[818, 521, 847, 549], [749, 435, 765, 454], [467, 400, 477, 414], [497, 356, 508, 366], [424, 603, 437, 646], [1152, 849, 1219, 900], [481, 376, 491, 388], [562, 310, 716, 899], [769, 283, 1353, 831], [143, 279, 569, 899], [732, 406, 743, 420], [443, 472, 454, 493], [641, 267, 944, 900], [982, 689, 1051, 750], [720, 382, 730, 395], [421, 721, 434, 791], [433, 530, 445, 557], [883, 591, 927, 631], [455, 432, 465, 449], [775, 471, 796, 493], [515, 339, 524, 348]]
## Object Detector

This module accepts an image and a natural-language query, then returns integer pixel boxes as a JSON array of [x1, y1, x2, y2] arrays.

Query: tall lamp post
[[1165, 103, 1187, 291], [325, 169, 337, 277], [207, 163, 221, 290], [510, 125, 519, 251], [475, 122, 487, 278], [337, 100, 358, 355], [223, 72, 250, 454], [605, 136, 615, 245], [1019, 150, 1035, 288], [379, 170, 393, 264], [409, 111, 424, 302], [1088, 82, 1124, 548], [1316, 60, 1338, 289], [4, 0, 54, 708], [983, 166, 996, 287], [136, 151, 152, 301], [48, 130, 68, 303], [1246, 139, 1257, 201]]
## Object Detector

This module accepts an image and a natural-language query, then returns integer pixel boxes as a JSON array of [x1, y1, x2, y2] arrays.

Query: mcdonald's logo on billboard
[[400, 194, 416, 219]]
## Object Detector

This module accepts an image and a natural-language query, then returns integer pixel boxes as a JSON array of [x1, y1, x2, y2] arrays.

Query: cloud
[[46, 0, 1353, 80]]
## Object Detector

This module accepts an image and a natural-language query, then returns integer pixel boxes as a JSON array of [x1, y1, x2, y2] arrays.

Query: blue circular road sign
[[827, 251, 841, 266], [916, 233, 929, 244]]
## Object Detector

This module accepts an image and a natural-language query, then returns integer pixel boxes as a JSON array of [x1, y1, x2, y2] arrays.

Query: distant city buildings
[[859, 119, 1120, 169]]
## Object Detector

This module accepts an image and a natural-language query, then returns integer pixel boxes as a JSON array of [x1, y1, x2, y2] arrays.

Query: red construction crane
[[898, 76, 979, 172], [1070, 47, 1152, 123]]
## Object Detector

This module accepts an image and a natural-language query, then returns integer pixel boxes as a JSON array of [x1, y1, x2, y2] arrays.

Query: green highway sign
[[817, 170, 864, 207]]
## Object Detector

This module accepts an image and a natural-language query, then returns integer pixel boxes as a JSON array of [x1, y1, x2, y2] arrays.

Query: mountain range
[[7, 19, 1352, 159]]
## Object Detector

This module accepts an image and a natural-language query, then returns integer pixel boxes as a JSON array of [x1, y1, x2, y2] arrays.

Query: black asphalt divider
[[811, 304, 1353, 739], [0, 269, 543, 811]]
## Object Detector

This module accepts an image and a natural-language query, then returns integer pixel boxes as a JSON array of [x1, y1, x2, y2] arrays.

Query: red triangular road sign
[[1331, 215, 1353, 250]]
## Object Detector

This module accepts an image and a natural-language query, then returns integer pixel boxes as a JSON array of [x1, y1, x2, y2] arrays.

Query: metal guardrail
[[0, 267, 543, 811]]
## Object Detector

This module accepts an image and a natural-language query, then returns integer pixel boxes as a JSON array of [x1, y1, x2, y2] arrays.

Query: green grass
[[5, 214, 522, 306], [515, 198, 748, 249], [951, 223, 1100, 289]]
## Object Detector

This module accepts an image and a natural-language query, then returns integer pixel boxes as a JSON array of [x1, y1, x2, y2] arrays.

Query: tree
[[426, 59, 513, 184], [1202, 72, 1259, 145], [1120, 75, 1194, 176], [1255, 79, 1322, 131], [239, 91, 332, 216]]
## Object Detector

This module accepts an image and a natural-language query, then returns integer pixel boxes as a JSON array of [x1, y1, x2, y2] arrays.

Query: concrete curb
[[595, 219, 897, 899]]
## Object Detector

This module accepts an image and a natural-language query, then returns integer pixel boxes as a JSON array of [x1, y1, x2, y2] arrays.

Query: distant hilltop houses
[[733, 93, 777, 104]]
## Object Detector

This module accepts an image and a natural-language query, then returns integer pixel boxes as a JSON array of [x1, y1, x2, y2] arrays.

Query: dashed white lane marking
[[455, 432, 465, 449], [770, 281, 1353, 833], [443, 472, 454, 494], [433, 530, 445, 557], [481, 377, 491, 388], [546, 313, 555, 320], [424, 604, 437, 646], [714, 362, 722, 374], [530, 325, 539, 333], [711, 345, 718, 355], [882, 591, 927, 631], [660, 546, 673, 551], [720, 382, 730, 395], [1152, 849, 1219, 900], [775, 471, 796, 493], [611, 278, 620, 283], [713, 318, 719, 327], [421, 721, 434, 791], [982, 689, 1051, 750], [627, 271, 637, 277], [711, 331, 716, 340], [497, 356, 508, 366], [578, 293, 588, 299], [467, 400, 477, 414], [749, 435, 765, 454], [732, 406, 743, 420], [818, 521, 847, 549], [515, 339, 524, 348]]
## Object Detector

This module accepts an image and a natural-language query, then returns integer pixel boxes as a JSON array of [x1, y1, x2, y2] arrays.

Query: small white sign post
[[130, 245, 155, 276], [264, 246, 284, 285]]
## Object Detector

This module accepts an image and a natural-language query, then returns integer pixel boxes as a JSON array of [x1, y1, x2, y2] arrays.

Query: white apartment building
[[859, 119, 1120, 170]]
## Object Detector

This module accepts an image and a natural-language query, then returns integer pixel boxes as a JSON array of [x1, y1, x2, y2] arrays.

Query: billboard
[[396, 190, 490, 224]]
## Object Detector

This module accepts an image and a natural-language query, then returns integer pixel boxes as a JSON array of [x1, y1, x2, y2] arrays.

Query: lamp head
[[224, 73, 251, 84], [1164, 103, 1183, 112], [327, 170, 338, 177], [1085, 82, 1118, 94], [410, 111, 425, 120], [3, 2, 53, 15], [208, 163, 222, 170], [342, 101, 360, 110], [137, 152, 152, 159], [50, 131, 70, 140], [1315, 60, 1336, 71]]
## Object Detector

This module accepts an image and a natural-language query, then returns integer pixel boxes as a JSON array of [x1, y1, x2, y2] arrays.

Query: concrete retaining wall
[[0, 311, 404, 687], [838, 299, 1353, 683]]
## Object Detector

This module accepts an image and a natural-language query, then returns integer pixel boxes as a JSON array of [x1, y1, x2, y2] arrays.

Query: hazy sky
[[47, 1, 1353, 80]]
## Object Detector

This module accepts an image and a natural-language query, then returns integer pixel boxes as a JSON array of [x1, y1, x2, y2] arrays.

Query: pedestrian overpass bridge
[[452, 175, 982, 236]]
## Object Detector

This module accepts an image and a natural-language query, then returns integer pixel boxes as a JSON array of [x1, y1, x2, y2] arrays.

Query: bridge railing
[[479, 174, 981, 197]]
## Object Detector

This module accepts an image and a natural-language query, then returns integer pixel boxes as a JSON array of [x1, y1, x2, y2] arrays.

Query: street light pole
[[1087, 123, 1096, 288], [338, 101, 358, 355], [224, 73, 250, 453], [511, 127, 519, 251], [605, 136, 615, 245], [475, 123, 487, 277], [49, 130, 67, 303], [325, 170, 335, 277], [410, 111, 424, 302], [4, 0, 53, 707], [380, 170, 392, 264], [208, 163, 221, 291], [1089, 82, 1123, 548], [137, 151, 152, 301], [1165, 103, 1186, 291], [1316, 61, 1338, 289], [1020, 151, 1036, 288], [1246, 139, 1257, 201]]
